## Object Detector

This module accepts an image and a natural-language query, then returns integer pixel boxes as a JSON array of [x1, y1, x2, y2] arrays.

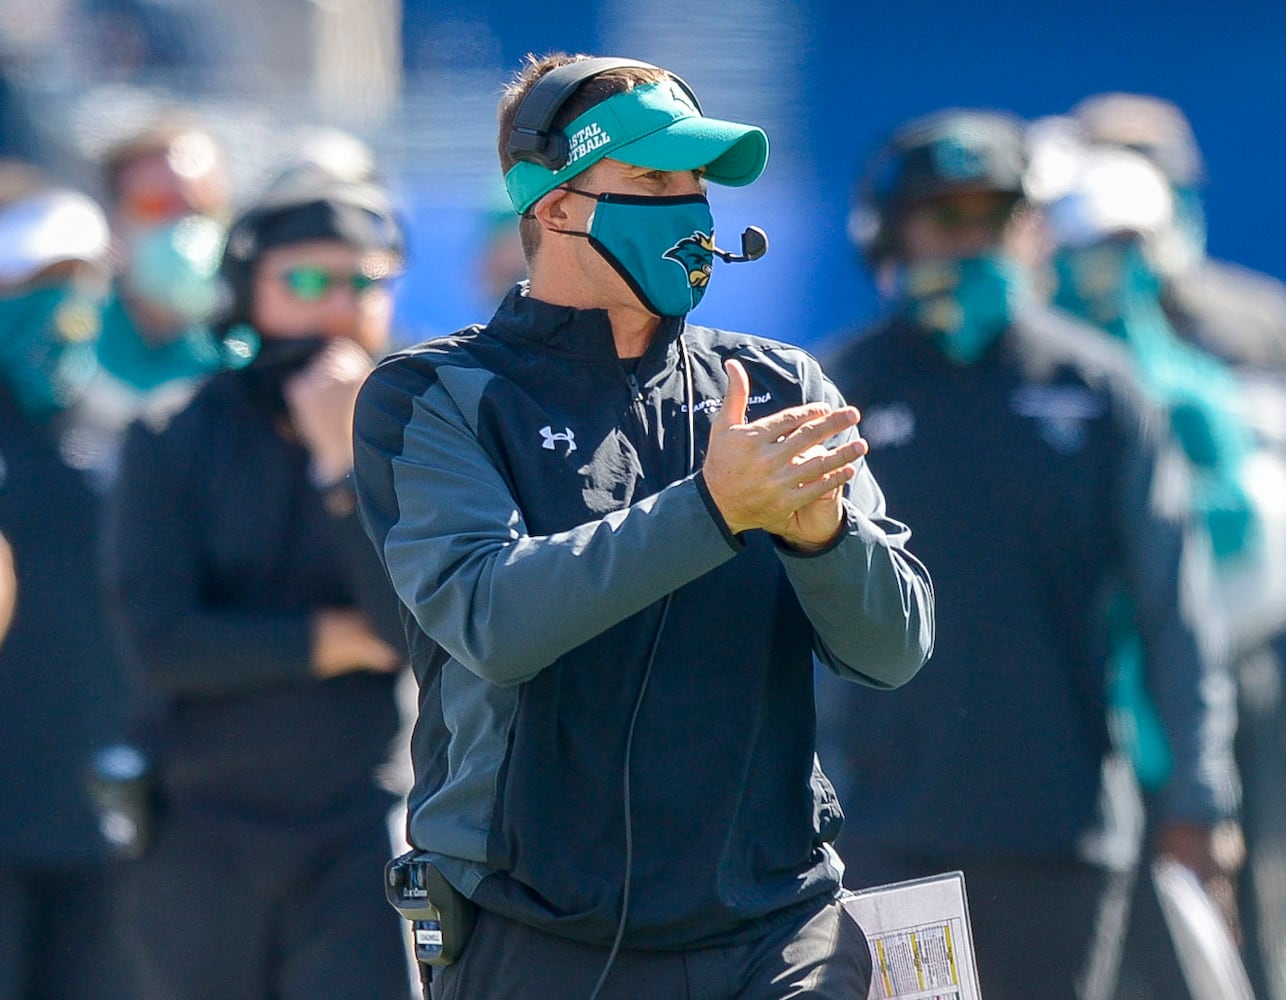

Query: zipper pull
[[626, 372, 644, 402]]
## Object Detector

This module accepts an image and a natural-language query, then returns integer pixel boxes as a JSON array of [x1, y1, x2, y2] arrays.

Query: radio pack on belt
[[385, 851, 477, 968]]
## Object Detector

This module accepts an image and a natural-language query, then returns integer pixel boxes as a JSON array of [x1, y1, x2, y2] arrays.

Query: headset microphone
[[711, 225, 768, 263]]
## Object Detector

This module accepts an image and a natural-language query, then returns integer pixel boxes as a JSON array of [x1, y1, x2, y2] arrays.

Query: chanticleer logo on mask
[[565, 190, 717, 317], [663, 231, 715, 292]]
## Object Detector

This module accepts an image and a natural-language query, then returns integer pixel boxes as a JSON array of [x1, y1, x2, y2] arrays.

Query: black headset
[[847, 134, 910, 268], [506, 57, 703, 172], [216, 182, 405, 330], [849, 109, 1028, 268]]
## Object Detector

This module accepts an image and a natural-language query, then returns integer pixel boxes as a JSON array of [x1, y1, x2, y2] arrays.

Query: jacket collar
[[493, 284, 686, 372]]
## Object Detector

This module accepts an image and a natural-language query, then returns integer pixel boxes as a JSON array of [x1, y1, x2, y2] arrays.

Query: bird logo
[[663, 231, 715, 289]]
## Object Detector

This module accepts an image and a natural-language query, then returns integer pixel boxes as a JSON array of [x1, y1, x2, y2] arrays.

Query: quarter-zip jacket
[[353, 286, 934, 950]]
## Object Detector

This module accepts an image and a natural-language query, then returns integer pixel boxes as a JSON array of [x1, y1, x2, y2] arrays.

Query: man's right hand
[[702, 359, 867, 551], [311, 608, 403, 678], [284, 338, 375, 487]]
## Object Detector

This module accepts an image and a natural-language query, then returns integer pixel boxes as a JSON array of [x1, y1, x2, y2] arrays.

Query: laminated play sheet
[[842, 870, 982, 1000]]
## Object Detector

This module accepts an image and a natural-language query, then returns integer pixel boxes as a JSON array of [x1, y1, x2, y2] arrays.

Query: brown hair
[[497, 53, 668, 260]]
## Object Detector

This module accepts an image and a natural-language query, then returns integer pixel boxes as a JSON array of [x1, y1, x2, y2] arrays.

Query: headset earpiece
[[214, 206, 267, 329], [507, 56, 702, 172], [849, 132, 906, 269]]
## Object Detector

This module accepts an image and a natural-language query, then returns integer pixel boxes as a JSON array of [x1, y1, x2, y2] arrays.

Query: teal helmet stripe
[[504, 80, 768, 214]]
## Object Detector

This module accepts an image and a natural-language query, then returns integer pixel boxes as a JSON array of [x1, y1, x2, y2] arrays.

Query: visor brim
[[611, 118, 768, 187]]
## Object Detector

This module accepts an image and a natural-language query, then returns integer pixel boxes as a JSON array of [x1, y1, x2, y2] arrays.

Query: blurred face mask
[[224, 326, 357, 419], [124, 214, 225, 325], [561, 189, 715, 317], [1052, 239, 1162, 332], [898, 253, 1027, 364], [0, 284, 102, 418]]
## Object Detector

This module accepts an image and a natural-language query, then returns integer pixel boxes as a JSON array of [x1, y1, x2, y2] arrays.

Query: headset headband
[[507, 57, 702, 172]]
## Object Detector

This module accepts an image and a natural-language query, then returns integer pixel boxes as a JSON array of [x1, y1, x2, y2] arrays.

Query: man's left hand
[[702, 359, 867, 551]]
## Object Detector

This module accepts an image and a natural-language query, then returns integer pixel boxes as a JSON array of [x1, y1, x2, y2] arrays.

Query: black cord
[[584, 594, 672, 1000], [585, 335, 696, 1000]]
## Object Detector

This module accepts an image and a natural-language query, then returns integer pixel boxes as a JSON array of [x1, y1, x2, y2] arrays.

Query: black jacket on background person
[[0, 382, 139, 998], [0, 385, 128, 862], [102, 364, 406, 823], [817, 303, 1238, 870]]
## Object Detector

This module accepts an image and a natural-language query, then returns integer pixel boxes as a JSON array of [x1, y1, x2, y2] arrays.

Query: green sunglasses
[[277, 266, 388, 302]]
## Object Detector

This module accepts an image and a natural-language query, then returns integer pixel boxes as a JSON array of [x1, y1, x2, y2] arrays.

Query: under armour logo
[[540, 426, 577, 453]]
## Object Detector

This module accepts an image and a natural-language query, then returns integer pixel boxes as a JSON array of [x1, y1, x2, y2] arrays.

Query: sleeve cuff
[[694, 471, 746, 551]]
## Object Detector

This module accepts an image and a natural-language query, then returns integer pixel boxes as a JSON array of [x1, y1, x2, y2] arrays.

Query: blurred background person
[[1045, 147, 1257, 565], [0, 160, 137, 999], [101, 167, 414, 1000], [817, 108, 1241, 1000], [472, 181, 528, 310], [1037, 124, 1286, 1000], [1064, 113, 1286, 1000], [1072, 92, 1286, 376], [80, 113, 232, 484], [263, 126, 382, 196]]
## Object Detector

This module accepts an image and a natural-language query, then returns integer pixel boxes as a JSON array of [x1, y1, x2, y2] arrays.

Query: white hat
[[1045, 148, 1173, 249], [0, 189, 109, 284]]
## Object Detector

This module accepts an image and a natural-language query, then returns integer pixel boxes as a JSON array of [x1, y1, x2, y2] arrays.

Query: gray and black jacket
[[353, 285, 935, 950]]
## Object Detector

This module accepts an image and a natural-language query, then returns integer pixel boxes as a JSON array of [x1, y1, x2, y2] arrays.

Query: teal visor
[[505, 80, 769, 214]]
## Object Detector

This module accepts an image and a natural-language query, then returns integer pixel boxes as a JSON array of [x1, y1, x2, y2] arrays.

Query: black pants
[[428, 894, 871, 1000], [1115, 640, 1286, 1000], [844, 851, 1131, 1000], [0, 864, 137, 1000], [1235, 640, 1286, 1000], [118, 803, 411, 1000]]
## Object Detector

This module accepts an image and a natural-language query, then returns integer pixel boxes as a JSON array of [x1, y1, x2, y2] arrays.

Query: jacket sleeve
[[328, 497, 410, 655], [354, 361, 743, 687], [775, 365, 934, 690], [1120, 400, 1241, 825], [102, 418, 316, 697], [779, 466, 935, 690]]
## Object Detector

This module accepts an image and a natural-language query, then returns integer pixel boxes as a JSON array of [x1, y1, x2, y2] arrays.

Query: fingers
[[703, 358, 865, 538], [791, 439, 867, 487], [716, 358, 751, 429], [762, 404, 860, 452], [305, 338, 374, 381], [720, 357, 859, 449], [792, 459, 857, 503]]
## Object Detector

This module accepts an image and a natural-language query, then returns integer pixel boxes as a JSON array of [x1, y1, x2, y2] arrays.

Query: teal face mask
[[563, 189, 715, 317], [124, 214, 225, 324], [0, 284, 101, 418], [1052, 240, 1161, 333], [899, 254, 1026, 364]]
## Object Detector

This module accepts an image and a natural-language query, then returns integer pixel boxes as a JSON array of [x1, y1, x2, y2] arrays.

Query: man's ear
[[529, 187, 575, 234]]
